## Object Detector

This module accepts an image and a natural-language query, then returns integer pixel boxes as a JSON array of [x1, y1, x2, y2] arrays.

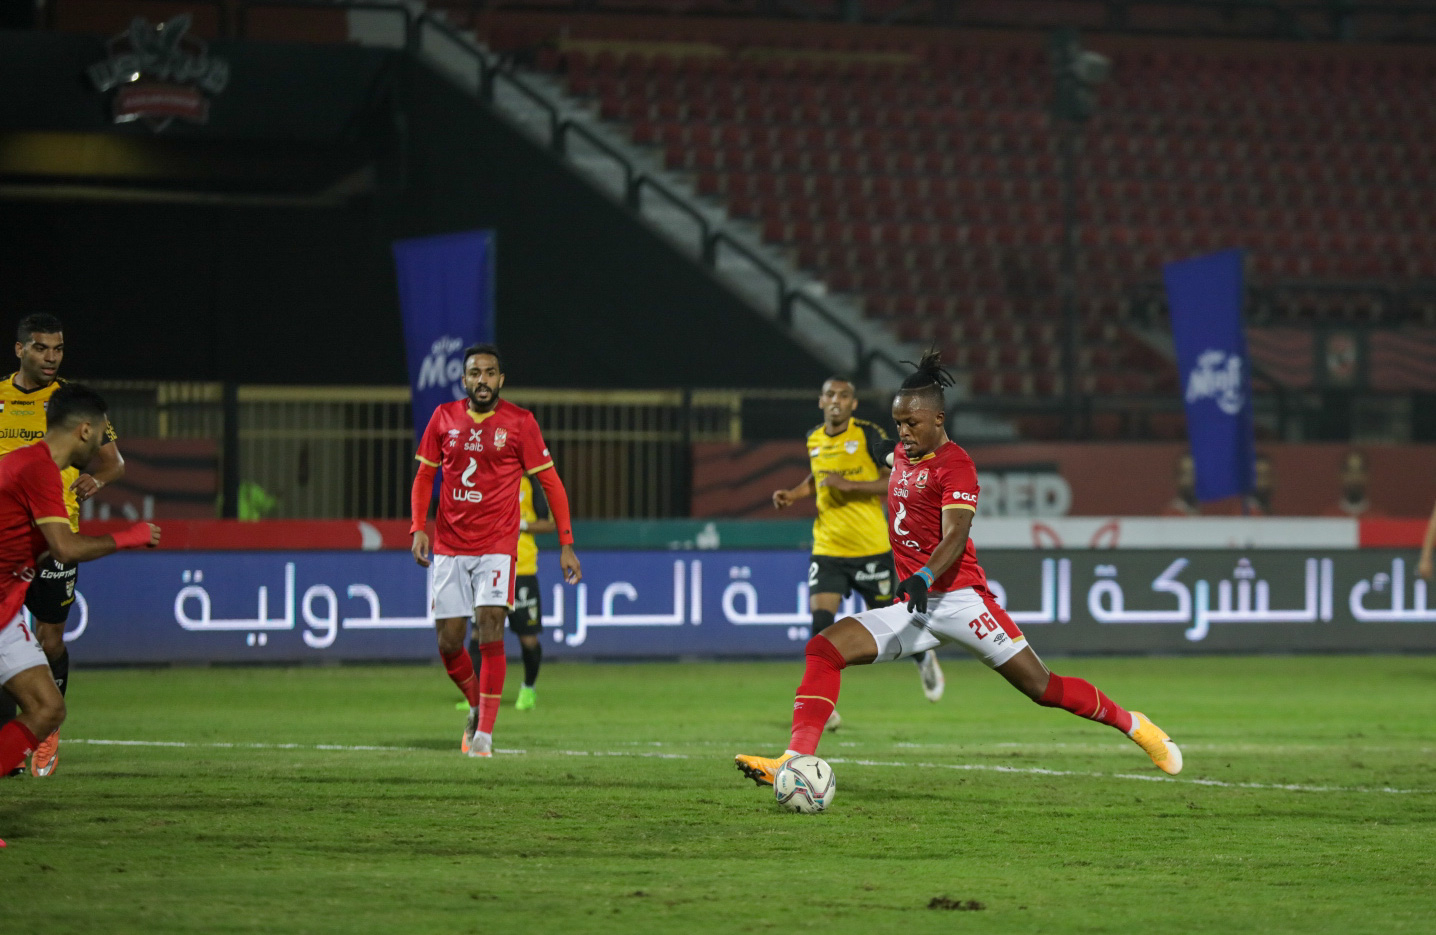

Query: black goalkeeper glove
[[895, 573, 931, 614]]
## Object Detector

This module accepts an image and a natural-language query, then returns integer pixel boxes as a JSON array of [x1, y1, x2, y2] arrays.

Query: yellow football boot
[[734, 752, 794, 787], [1129, 712, 1183, 775]]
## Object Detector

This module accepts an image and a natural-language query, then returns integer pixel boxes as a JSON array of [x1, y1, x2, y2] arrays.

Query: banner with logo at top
[[1164, 249, 1254, 502], [87, 15, 230, 131], [392, 230, 496, 443]]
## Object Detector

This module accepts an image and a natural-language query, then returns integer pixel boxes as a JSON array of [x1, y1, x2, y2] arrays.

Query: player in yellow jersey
[[0, 314, 125, 777], [458, 473, 554, 712], [772, 378, 944, 729]]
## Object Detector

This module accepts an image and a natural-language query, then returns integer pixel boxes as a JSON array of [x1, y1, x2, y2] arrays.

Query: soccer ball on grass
[[774, 755, 835, 813]]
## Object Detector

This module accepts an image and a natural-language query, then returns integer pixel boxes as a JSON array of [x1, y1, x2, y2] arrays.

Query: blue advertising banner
[[392, 230, 496, 441], [1163, 249, 1254, 502], [54, 549, 1436, 665]]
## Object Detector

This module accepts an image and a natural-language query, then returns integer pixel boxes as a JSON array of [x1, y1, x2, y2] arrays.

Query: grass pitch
[[2, 656, 1434, 934]]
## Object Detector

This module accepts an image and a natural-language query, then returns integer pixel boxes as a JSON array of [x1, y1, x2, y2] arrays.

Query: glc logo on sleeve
[[87, 16, 229, 132]]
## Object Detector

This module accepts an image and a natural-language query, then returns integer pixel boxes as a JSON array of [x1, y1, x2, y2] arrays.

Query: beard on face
[[468, 382, 499, 409]]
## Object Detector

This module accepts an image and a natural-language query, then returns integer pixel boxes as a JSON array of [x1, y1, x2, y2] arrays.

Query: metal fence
[[91, 383, 764, 520], [91, 381, 1413, 519]]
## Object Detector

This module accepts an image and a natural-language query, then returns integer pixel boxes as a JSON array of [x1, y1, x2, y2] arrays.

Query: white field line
[[65, 738, 1429, 796]]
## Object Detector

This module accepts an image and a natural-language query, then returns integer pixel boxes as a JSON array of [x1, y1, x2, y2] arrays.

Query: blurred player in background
[[1418, 494, 1436, 582], [411, 344, 580, 758], [771, 377, 944, 730], [459, 474, 554, 712], [737, 352, 1182, 787], [1329, 451, 1373, 517], [0, 385, 156, 801], [1162, 453, 1200, 517], [0, 314, 125, 777]]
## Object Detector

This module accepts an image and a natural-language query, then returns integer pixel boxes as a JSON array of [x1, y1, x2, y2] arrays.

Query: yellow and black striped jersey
[[805, 417, 891, 558], [0, 373, 119, 531]]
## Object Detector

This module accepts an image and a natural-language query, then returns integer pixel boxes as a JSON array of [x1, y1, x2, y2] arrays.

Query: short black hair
[[46, 382, 108, 431], [822, 376, 856, 391], [17, 313, 63, 345], [896, 348, 955, 408], [463, 343, 502, 372]]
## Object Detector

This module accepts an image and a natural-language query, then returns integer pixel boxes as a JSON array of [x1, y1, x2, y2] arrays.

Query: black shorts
[[507, 575, 543, 636], [808, 553, 896, 609], [25, 555, 78, 625]]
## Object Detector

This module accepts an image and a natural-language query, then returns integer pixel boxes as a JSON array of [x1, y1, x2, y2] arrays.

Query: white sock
[[782, 749, 800, 757]]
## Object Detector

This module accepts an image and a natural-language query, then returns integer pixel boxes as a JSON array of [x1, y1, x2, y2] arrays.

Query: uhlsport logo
[[1185, 349, 1246, 416], [87, 15, 229, 131]]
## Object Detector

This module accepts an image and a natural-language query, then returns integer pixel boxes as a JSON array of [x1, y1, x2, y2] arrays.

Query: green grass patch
[[2, 656, 1434, 934]]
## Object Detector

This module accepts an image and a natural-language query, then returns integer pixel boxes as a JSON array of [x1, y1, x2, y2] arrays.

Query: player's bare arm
[[773, 474, 814, 509], [818, 468, 891, 494], [411, 529, 431, 568], [71, 440, 124, 502], [1418, 497, 1436, 581], [39, 520, 160, 565], [525, 517, 558, 535], [894, 508, 973, 613]]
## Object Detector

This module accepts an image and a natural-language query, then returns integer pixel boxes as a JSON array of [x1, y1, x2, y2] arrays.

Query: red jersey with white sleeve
[[888, 439, 987, 594], [0, 442, 70, 630], [415, 399, 555, 557]]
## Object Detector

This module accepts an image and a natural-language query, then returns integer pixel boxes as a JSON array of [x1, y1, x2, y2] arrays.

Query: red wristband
[[112, 522, 152, 550]]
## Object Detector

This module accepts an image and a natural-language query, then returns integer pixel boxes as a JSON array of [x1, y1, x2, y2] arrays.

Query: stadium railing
[[91, 382, 1419, 522], [92, 382, 769, 521]]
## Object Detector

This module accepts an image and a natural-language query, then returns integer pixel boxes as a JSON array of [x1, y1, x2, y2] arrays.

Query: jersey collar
[[465, 399, 502, 424], [8, 371, 51, 395], [909, 440, 952, 464]]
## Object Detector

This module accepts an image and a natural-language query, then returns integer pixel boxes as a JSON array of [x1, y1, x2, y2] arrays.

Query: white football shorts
[[431, 553, 516, 618], [0, 613, 49, 686], [853, 586, 1027, 668]]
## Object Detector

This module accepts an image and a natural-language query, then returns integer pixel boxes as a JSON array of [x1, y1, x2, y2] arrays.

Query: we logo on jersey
[[891, 502, 921, 550], [452, 458, 484, 503]]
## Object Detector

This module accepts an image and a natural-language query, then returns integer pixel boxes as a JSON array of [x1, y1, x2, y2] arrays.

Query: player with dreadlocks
[[735, 350, 1182, 787]]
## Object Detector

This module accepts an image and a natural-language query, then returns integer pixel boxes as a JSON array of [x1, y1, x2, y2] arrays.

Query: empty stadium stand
[[462, 13, 1436, 408]]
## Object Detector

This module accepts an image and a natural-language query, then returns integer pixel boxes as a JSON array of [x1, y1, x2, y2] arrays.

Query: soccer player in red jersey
[[410, 345, 580, 758], [0, 385, 158, 786], [735, 352, 1182, 786]]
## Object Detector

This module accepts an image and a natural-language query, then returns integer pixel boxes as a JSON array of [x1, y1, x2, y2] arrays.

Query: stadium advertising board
[[693, 441, 1436, 518], [62, 549, 1436, 664]]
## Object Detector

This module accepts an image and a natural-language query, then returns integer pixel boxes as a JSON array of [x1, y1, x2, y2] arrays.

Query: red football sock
[[788, 634, 847, 756], [477, 641, 506, 735], [1038, 673, 1134, 734], [0, 719, 38, 776], [441, 647, 481, 707]]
